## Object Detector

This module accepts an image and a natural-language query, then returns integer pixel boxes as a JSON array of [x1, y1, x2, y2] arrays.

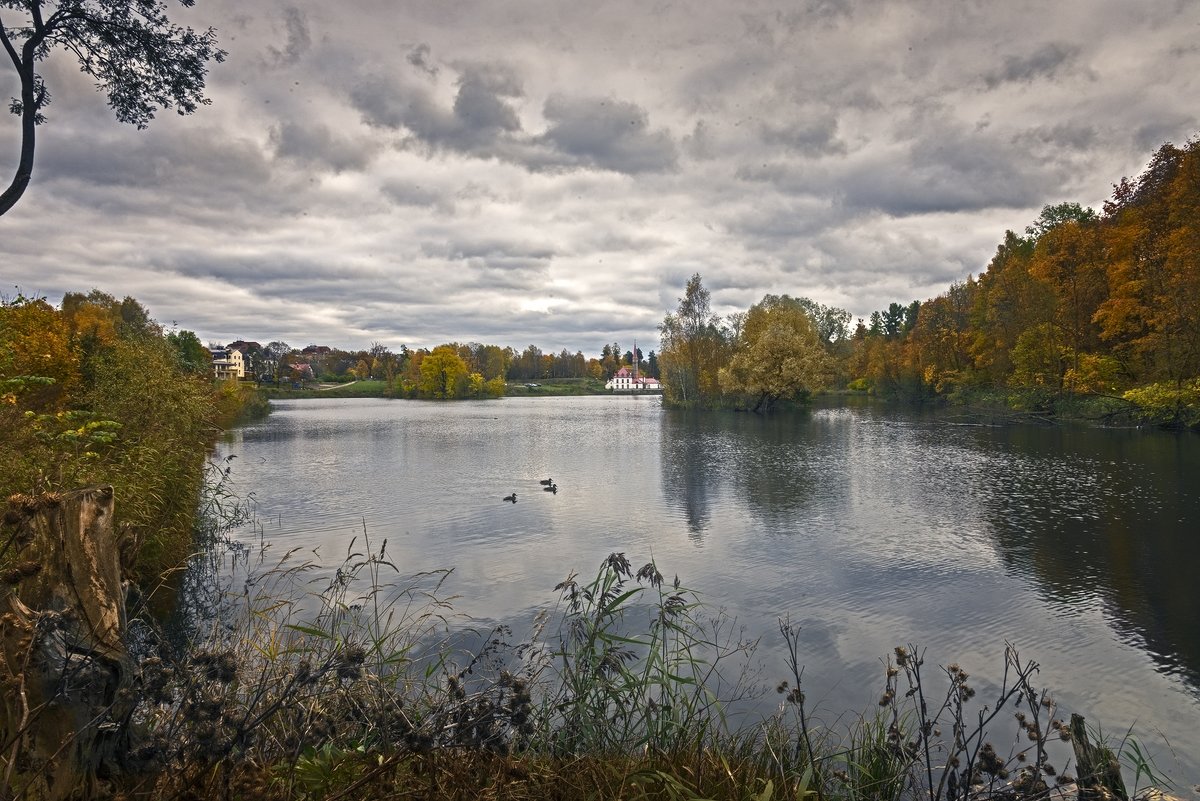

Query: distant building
[[287, 362, 315, 384], [606, 366, 661, 392], [211, 348, 245, 380]]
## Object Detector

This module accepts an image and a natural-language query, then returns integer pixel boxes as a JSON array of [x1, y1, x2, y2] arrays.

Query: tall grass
[[0, 494, 1175, 800], [0, 297, 255, 580]]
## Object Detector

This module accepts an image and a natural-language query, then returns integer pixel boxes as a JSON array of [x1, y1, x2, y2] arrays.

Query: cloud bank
[[2, 0, 1196, 353]]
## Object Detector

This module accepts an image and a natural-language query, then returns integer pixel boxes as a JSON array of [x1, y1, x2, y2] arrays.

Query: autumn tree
[[719, 295, 832, 413], [418, 345, 468, 399], [369, 341, 396, 384], [906, 279, 976, 394], [463, 342, 509, 380], [1161, 140, 1200, 383], [1096, 141, 1200, 384], [0, 294, 77, 407], [968, 230, 1048, 385], [659, 273, 731, 407], [1, 0, 226, 215], [1026, 204, 1105, 388]]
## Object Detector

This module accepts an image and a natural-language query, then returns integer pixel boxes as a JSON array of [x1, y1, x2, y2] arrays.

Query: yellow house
[[212, 347, 245, 380]]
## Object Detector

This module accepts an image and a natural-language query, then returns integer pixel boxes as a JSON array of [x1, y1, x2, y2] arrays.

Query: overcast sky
[[2, 0, 1198, 354]]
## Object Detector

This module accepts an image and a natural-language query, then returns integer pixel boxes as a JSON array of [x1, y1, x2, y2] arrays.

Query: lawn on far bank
[[504, 377, 612, 396], [261, 380, 391, 399], [260, 377, 624, 399]]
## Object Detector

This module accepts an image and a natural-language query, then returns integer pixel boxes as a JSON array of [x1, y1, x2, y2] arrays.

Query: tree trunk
[[1, 486, 138, 800], [0, 34, 39, 217], [1069, 713, 1128, 801]]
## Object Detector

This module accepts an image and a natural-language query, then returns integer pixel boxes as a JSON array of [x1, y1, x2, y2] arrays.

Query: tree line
[[197, 339, 661, 400], [0, 289, 262, 578], [659, 138, 1200, 425]]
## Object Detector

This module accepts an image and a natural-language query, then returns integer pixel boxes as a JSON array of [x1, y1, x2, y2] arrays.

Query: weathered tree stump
[[1070, 712, 1129, 801], [1, 486, 137, 800]]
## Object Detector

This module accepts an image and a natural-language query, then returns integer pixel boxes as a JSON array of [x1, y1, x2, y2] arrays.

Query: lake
[[213, 395, 1200, 787]]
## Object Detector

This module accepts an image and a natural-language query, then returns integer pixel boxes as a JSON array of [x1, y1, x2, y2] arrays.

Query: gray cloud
[[759, 114, 845, 157], [982, 42, 1082, 88], [270, 120, 377, 172], [263, 7, 312, 69], [3, 0, 1199, 353], [534, 95, 679, 174], [348, 62, 524, 154], [419, 237, 556, 262], [379, 180, 453, 212], [406, 43, 439, 78], [451, 66, 524, 134]]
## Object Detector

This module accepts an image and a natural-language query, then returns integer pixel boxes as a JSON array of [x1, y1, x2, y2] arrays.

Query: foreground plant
[[0, 515, 1174, 800]]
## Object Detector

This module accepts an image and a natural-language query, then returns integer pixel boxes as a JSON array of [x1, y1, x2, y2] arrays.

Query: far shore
[[259, 377, 650, 400]]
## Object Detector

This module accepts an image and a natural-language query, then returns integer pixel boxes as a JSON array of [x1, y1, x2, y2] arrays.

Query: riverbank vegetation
[[0, 290, 265, 578], [505, 377, 610, 396], [257, 341, 649, 400], [0, 507, 1169, 801], [658, 138, 1200, 429]]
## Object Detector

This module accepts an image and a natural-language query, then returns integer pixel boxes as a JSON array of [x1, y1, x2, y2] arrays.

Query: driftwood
[[1070, 712, 1129, 801], [1, 486, 137, 800]]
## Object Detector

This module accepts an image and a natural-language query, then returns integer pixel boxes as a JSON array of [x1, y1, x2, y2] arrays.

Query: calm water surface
[[214, 396, 1200, 785]]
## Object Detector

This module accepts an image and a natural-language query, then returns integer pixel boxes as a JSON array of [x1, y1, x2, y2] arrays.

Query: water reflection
[[969, 425, 1200, 690], [659, 411, 726, 537], [659, 410, 839, 538], [213, 397, 1200, 785]]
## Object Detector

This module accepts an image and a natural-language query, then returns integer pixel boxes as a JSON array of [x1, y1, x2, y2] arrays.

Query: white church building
[[605, 365, 661, 392]]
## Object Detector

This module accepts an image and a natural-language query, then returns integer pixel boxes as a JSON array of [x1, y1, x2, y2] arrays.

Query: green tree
[[795, 297, 852, 346], [719, 295, 832, 413], [1010, 322, 1066, 390], [166, 328, 209, 374], [1025, 201, 1098, 239], [600, 343, 619, 378], [881, 302, 907, 338], [1, 0, 226, 215]]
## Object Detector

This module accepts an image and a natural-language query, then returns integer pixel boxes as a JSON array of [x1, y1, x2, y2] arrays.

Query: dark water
[[215, 395, 1200, 786]]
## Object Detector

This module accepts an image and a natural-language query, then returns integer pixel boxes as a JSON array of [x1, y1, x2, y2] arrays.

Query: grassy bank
[[262, 379, 393, 399], [262, 377, 622, 399], [1, 528, 1165, 801], [505, 377, 613, 396], [0, 294, 269, 580]]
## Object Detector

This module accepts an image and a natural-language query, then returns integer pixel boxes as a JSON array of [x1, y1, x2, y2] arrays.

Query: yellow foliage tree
[[719, 295, 832, 413], [418, 345, 469, 399], [0, 297, 79, 408]]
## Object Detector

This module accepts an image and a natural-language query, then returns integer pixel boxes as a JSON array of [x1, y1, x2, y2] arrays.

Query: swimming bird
[[538, 477, 553, 486], [542, 483, 557, 494], [503, 493, 517, 503]]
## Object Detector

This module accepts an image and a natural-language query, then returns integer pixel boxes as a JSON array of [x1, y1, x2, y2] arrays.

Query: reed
[[0, 504, 1173, 800]]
